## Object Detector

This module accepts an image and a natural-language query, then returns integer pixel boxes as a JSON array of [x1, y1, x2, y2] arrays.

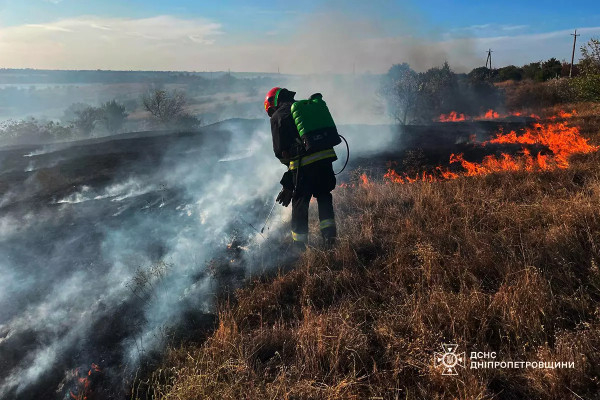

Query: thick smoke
[[0, 119, 294, 398], [0, 67, 403, 400], [263, 8, 479, 75]]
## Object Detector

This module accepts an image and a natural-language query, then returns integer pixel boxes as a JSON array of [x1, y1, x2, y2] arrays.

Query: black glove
[[280, 170, 294, 190], [276, 187, 293, 207]]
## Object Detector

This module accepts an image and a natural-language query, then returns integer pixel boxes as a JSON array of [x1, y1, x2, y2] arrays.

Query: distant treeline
[[0, 68, 279, 86], [0, 70, 274, 123], [469, 58, 574, 83]]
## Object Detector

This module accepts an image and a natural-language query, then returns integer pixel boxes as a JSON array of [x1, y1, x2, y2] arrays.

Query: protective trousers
[[289, 159, 337, 246]]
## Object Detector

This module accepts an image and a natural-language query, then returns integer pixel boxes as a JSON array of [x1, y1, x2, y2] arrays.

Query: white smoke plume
[[0, 119, 295, 398]]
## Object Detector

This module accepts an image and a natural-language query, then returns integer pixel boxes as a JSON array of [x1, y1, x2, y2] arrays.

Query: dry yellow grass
[[137, 111, 600, 400]]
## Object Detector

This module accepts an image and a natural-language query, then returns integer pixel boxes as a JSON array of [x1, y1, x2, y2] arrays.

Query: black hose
[[334, 134, 349, 175]]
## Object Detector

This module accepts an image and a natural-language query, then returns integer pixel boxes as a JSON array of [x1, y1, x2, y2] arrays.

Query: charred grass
[[141, 116, 600, 400]]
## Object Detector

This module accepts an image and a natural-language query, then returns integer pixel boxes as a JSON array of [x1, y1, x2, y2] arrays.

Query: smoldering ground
[[0, 71, 407, 400], [0, 119, 304, 399]]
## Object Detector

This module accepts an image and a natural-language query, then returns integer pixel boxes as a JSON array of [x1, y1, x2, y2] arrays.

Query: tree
[[540, 58, 562, 81], [142, 89, 186, 125], [468, 66, 493, 82], [561, 62, 577, 77], [579, 37, 600, 75], [522, 61, 542, 81], [62, 103, 92, 124], [73, 106, 101, 136], [99, 100, 128, 132], [142, 89, 201, 129], [496, 65, 523, 81], [414, 61, 460, 122], [379, 63, 419, 125]]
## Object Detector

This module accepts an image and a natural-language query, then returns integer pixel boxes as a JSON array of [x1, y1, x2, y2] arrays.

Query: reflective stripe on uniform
[[291, 231, 308, 243], [319, 218, 336, 230], [289, 148, 337, 171]]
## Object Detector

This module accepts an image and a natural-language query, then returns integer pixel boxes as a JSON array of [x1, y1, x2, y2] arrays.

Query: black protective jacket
[[270, 101, 301, 165]]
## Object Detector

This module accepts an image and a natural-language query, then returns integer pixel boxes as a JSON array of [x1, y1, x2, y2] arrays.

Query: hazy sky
[[0, 0, 599, 73]]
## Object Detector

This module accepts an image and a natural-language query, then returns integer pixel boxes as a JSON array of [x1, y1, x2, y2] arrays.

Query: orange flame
[[438, 111, 466, 122], [481, 109, 500, 119], [474, 109, 529, 120], [448, 150, 548, 176], [383, 168, 405, 183], [338, 173, 372, 188], [436, 166, 459, 180], [360, 173, 370, 186], [559, 110, 575, 118], [383, 169, 441, 184], [549, 110, 577, 120], [487, 119, 594, 169], [437, 109, 543, 122], [69, 363, 101, 400], [386, 111, 597, 184]]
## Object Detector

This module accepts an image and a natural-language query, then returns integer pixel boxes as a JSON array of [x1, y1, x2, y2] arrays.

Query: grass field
[[137, 105, 600, 400]]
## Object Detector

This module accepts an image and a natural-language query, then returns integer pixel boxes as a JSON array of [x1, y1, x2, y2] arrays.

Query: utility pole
[[570, 29, 580, 78], [485, 49, 493, 70], [485, 49, 493, 78]]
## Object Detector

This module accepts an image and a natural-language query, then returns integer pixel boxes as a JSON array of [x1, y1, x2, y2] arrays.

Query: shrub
[[142, 89, 201, 129], [571, 74, 600, 102], [72, 106, 101, 136], [99, 100, 128, 133], [579, 37, 600, 76], [504, 78, 577, 109], [0, 118, 75, 144], [496, 65, 523, 81]]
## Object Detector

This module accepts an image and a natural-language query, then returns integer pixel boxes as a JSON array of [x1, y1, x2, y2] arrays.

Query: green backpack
[[291, 93, 341, 153]]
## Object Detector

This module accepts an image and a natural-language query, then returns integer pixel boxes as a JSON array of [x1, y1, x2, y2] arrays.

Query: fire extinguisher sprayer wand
[[261, 197, 278, 233]]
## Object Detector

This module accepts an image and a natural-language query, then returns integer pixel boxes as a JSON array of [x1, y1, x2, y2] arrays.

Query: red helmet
[[264, 87, 282, 116]]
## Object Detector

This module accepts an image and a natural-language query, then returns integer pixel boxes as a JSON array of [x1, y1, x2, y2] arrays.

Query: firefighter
[[264, 87, 337, 248]]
